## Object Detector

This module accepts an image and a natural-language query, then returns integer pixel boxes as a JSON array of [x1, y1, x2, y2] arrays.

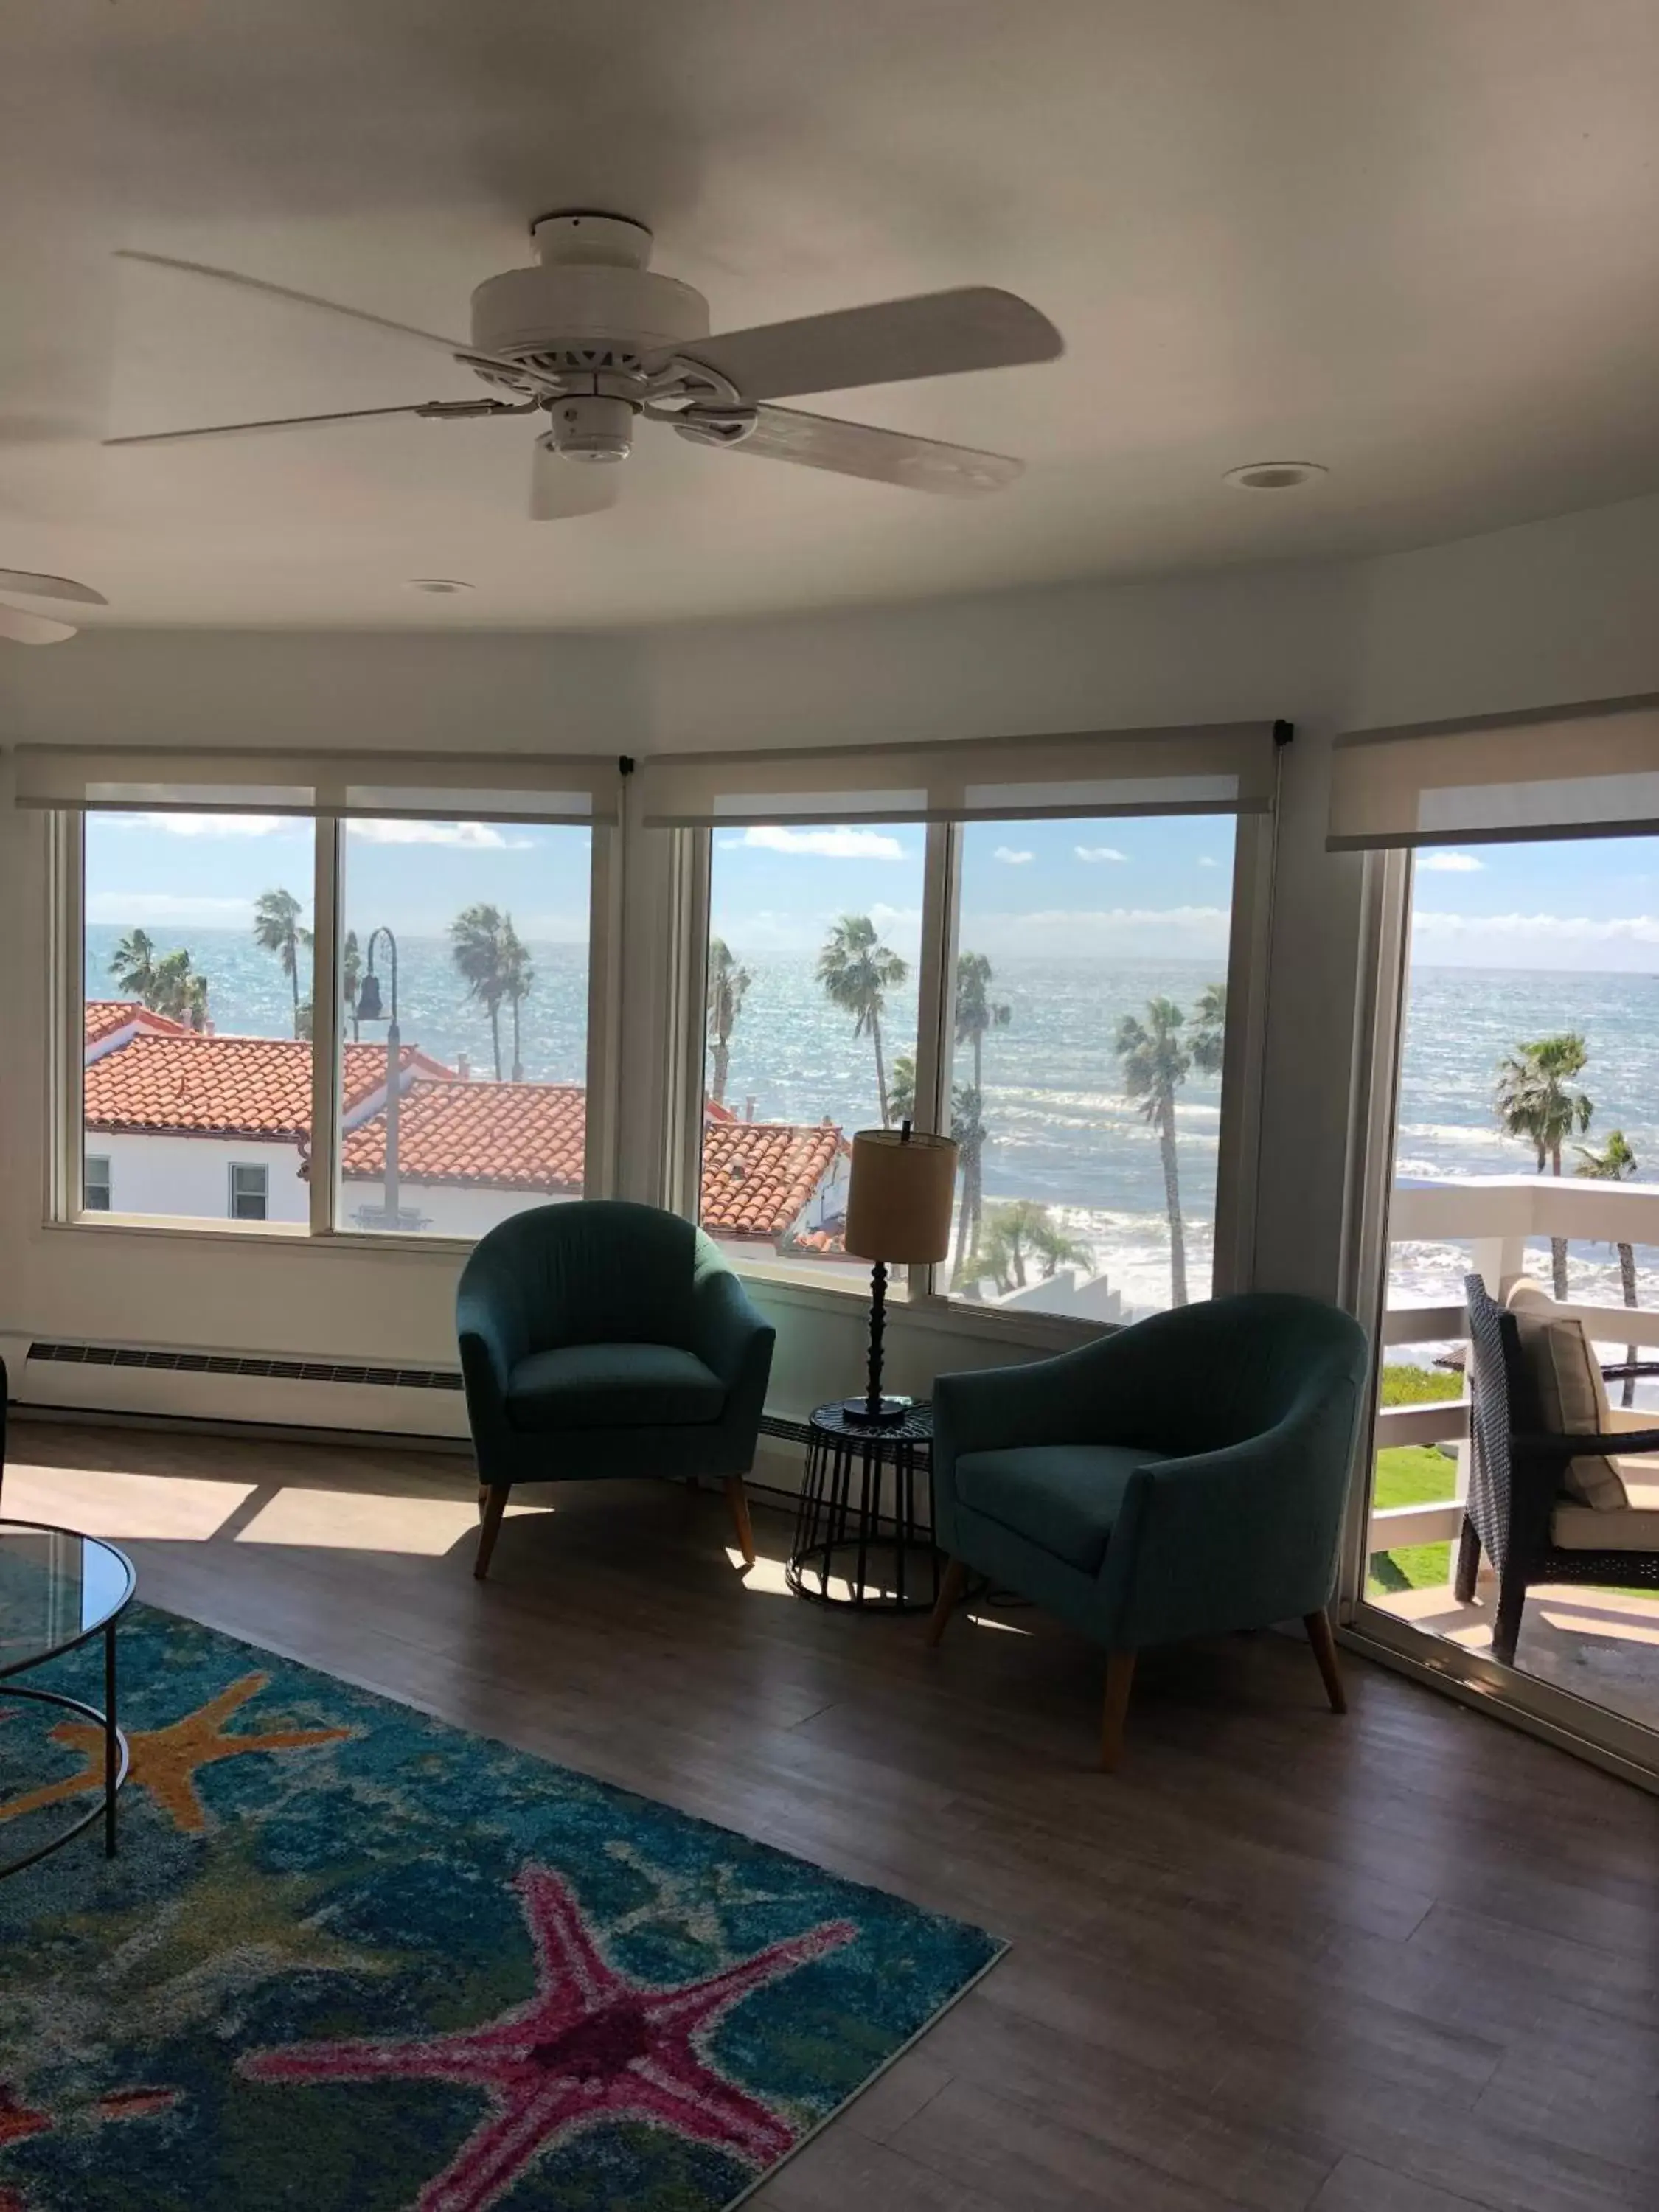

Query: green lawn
[[1368, 1363, 1461, 1596]]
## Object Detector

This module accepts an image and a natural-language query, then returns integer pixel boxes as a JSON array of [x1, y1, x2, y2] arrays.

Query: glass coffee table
[[0, 1520, 135, 1878]]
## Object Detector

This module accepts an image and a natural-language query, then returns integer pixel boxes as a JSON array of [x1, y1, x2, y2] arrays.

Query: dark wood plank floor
[[7, 1421, 1659, 2212]]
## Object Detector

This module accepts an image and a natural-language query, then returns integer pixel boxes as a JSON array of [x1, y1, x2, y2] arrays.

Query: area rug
[[0, 1603, 1004, 2211]]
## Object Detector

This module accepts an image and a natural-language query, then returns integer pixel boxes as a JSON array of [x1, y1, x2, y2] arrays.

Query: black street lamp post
[[356, 927, 400, 1228]]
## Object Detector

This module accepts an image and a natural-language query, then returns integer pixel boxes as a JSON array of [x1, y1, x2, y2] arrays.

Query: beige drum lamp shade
[[844, 1129, 959, 1264]]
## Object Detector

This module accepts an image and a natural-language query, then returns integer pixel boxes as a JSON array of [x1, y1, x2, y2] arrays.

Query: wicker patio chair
[[1459, 1273, 1659, 1664]]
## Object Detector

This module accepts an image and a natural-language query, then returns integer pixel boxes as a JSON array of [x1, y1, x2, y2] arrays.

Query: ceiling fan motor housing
[[470, 215, 710, 380]]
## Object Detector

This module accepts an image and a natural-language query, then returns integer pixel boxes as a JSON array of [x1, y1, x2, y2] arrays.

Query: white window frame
[[52, 803, 619, 1250], [672, 799, 1276, 1332], [228, 1162, 269, 1222]]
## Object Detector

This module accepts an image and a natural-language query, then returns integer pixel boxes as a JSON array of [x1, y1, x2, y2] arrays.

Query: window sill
[[45, 1215, 474, 1260], [733, 1262, 1116, 1354]]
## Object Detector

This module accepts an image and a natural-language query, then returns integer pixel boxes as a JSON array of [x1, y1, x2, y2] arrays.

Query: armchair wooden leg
[[1100, 1651, 1137, 1773], [1453, 1516, 1482, 1603], [724, 1476, 757, 1568], [474, 1486, 509, 1581], [476, 1483, 490, 1523], [925, 1558, 969, 1648], [1304, 1608, 1347, 1714]]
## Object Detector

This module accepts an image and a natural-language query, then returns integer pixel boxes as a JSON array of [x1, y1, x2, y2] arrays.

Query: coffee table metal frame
[[0, 1518, 135, 1879]]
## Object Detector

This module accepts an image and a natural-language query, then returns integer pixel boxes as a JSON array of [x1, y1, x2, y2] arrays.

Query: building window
[[698, 823, 923, 1286], [333, 819, 594, 1237], [229, 1163, 269, 1220], [942, 817, 1237, 1322], [83, 1156, 111, 1211], [80, 811, 317, 1227]]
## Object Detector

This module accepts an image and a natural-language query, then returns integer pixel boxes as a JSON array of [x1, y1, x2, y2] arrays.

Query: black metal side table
[[0, 1520, 134, 1879], [787, 1401, 939, 1612]]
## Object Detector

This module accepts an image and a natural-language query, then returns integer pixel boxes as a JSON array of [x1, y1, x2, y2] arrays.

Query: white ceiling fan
[[106, 212, 1063, 518], [0, 570, 108, 645]]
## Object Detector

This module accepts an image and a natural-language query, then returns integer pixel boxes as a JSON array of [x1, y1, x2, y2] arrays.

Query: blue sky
[[83, 814, 1659, 973], [1410, 835, 1659, 971]]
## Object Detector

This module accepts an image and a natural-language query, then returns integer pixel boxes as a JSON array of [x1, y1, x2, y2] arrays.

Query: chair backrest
[[1464, 1271, 1553, 1573], [1101, 1292, 1368, 1459], [465, 1200, 718, 1352]]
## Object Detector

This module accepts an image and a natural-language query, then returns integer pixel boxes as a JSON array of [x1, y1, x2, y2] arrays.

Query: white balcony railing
[[1371, 1176, 1659, 1560]]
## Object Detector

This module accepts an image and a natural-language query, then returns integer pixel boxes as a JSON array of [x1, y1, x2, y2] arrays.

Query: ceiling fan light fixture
[[1223, 460, 1329, 491]]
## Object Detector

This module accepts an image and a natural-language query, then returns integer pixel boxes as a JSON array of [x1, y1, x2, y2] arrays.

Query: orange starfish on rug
[[0, 1673, 352, 1834]]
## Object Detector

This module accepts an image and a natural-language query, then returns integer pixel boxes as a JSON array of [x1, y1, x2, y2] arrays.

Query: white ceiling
[[4, 0, 1659, 630]]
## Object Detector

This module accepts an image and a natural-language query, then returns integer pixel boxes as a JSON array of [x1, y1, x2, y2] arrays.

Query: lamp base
[[840, 1394, 912, 1426]]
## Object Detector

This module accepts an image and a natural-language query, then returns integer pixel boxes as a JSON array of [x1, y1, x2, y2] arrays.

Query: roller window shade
[[1327, 695, 1659, 852], [13, 747, 622, 827], [639, 723, 1279, 829]]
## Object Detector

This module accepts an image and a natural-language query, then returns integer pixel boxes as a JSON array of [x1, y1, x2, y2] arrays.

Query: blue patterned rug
[[0, 1603, 1003, 2211]]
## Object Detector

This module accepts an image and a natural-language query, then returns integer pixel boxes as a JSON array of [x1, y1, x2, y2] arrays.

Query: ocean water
[[84, 924, 1659, 1315]]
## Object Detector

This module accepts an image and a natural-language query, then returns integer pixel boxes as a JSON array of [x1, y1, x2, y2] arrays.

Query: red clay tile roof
[[699, 1117, 845, 1240], [83, 1000, 190, 1045], [342, 1079, 587, 1193], [83, 1034, 451, 1141], [341, 1079, 844, 1239]]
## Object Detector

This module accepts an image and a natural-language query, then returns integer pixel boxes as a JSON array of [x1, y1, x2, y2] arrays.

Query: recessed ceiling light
[[406, 577, 475, 594], [1223, 462, 1329, 492]]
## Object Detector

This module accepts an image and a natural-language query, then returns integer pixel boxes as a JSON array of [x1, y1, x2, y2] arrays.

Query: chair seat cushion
[[507, 1343, 726, 1433], [1552, 1466, 1659, 1551], [955, 1443, 1167, 1575]]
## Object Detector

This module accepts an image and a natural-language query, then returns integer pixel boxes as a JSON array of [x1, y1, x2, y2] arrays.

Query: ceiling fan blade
[[529, 442, 624, 521], [684, 405, 1023, 495], [0, 569, 107, 606], [104, 403, 453, 448], [114, 250, 546, 388], [652, 287, 1061, 402], [0, 600, 78, 645]]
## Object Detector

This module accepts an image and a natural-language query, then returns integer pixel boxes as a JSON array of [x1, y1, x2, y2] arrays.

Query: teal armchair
[[927, 1293, 1368, 1767], [457, 1201, 775, 1580]]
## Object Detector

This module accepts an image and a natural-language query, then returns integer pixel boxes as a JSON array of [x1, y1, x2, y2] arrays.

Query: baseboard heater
[[23, 1340, 814, 1451]]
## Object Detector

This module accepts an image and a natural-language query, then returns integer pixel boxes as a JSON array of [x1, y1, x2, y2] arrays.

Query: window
[[333, 819, 594, 1237], [698, 823, 924, 1286], [80, 810, 317, 1225], [944, 817, 1236, 1321], [229, 1163, 269, 1221]]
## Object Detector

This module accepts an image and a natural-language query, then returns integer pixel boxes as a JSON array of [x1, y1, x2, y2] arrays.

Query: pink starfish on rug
[[238, 1863, 857, 2212]]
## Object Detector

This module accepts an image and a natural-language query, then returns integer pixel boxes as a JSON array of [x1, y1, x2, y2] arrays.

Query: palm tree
[[1191, 980, 1226, 1077], [342, 929, 363, 1043], [817, 914, 908, 1127], [953, 952, 1010, 1276], [501, 918, 535, 1082], [1495, 1033, 1593, 1298], [1576, 1128, 1641, 1405], [1115, 995, 1192, 1307], [108, 928, 158, 1002], [1029, 1211, 1093, 1281], [148, 947, 209, 1030], [706, 938, 752, 1107], [450, 904, 511, 1079], [253, 888, 311, 1039]]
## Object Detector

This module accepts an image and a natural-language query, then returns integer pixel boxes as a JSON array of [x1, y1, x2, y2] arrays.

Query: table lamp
[[842, 1121, 959, 1424]]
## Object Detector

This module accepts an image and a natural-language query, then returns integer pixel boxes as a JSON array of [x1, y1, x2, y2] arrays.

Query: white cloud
[[129, 812, 291, 838], [718, 826, 905, 860], [87, 892, 252, 925], [346, 820, 531, 849], [1075, 845, 1127, 863], [1197, 855, 1219, 869], [964, 904, 1232, 959], [1416, 851, 1486, 873], [994, 846, 1034, 865], [1412, 908, 1659, 970]]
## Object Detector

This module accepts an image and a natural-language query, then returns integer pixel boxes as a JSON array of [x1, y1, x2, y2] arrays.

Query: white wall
[[97, 1133, 307, 1225], [8, 490, 1659, 1432]]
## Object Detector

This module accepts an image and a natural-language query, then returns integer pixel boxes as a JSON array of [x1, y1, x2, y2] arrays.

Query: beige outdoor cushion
[[1553, 1469, 1659, 1550], [1505, 1281, 1627, 1511]]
